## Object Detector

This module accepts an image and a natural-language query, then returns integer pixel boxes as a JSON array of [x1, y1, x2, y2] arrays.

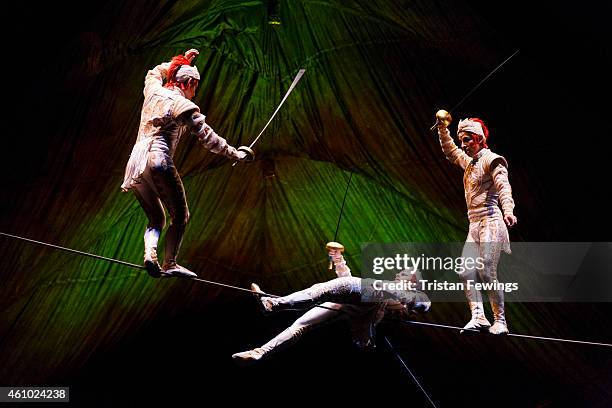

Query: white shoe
[[460, 315, 491, 333], [489, 320, 509, 335], [162, 263, 197, 279], [144, 247, 162, 278], [232, 348, 265, 366]]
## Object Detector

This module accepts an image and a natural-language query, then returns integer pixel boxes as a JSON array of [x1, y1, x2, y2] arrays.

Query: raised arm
[[143, 62, 170, 98], [438, 126, 471, 170], [143, 49, 199, 98], [329, 249, 351, 277]]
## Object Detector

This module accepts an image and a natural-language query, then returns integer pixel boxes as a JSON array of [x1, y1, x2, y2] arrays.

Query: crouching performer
[[232, 244, 431, 365]]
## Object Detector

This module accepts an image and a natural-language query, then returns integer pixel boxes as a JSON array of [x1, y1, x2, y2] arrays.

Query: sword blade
[[249, 68, 305, 149], [430, 49, 520, 132], [232, 68, 305, 167]]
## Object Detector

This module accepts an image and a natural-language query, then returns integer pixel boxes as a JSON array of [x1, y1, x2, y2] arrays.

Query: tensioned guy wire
[[2, 231, 611, 348], [0, 232, 278, 297]]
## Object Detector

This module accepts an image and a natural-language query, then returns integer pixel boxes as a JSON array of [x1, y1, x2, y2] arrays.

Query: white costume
[[438, 119, 515, 334], [122, 53, 245, 277], [232, 255, 430, 364]]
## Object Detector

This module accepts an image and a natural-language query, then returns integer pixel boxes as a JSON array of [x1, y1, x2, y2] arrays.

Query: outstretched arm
[[179, 111, 247, 161]]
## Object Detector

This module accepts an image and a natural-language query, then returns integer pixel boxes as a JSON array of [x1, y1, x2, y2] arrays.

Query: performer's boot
[[143, 227, 162, 278], [144, 247, 162, 278], [461, 284, 490, 333], [488, 289, 508, 335], [162, 262, 197, 279], [231, 348, 266, 366], [232, 325, 305, 365], [162, 217, 195, 278], [461, 304, 491, 333]]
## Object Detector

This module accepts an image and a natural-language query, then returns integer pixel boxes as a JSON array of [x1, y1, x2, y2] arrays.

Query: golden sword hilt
[[326, 241, 345, 271], [430, 109, 453, 131]]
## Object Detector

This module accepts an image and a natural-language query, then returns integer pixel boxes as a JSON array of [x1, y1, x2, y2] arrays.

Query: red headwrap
[[165, 54, 193, 88], [469, 117, 489, 148]]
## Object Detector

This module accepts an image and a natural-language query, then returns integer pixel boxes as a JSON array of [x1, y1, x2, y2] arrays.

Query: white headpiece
[[457, 118, 485, 138], [175, 65, 200, 82]]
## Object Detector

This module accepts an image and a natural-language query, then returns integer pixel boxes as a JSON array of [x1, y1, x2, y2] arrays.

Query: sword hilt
[[430, 109, 452, 131], [232, 146, 255, 167], [326, 241, 345, 271]]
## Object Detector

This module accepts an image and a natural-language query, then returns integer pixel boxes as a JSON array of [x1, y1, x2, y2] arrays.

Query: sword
[[430, 49, 520, 131], [233, 68, 306, 166]]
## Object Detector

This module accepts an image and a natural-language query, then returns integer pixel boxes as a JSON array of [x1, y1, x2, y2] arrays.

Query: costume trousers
[[132, 151, 189, 266]]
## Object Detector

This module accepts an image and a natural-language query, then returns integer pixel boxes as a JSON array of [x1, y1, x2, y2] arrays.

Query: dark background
[[1, 1, 611, 407]]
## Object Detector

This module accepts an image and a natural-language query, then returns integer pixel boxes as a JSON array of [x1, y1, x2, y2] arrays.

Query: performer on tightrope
[[121, 49, 253, 278], [232, 244, 431, 365], [435, 112, 517, 335]]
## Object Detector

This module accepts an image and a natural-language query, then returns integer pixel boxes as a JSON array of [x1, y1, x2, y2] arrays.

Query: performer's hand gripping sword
[[233, 68, 306, 166], [326, 241, 345, 271]]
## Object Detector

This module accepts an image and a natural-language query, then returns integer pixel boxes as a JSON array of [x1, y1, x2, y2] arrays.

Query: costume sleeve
[[331, 253, 352, 277], [492, 163, 515, 216], [144, 62, 170, 98], [438, 127, 471, 170], [179, 111, 243, 160]]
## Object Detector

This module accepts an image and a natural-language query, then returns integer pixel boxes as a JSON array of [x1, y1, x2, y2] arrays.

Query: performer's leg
[[459, 225, 490, 332], [132, 177, 165, 277], [232, 303, 343, 364], [253, 278, 361, 313], [146, 152, 194, 278], [479, 218, 509, 335]]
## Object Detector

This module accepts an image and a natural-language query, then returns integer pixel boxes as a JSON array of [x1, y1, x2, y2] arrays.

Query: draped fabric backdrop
[[1, 1, 610, 406]]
